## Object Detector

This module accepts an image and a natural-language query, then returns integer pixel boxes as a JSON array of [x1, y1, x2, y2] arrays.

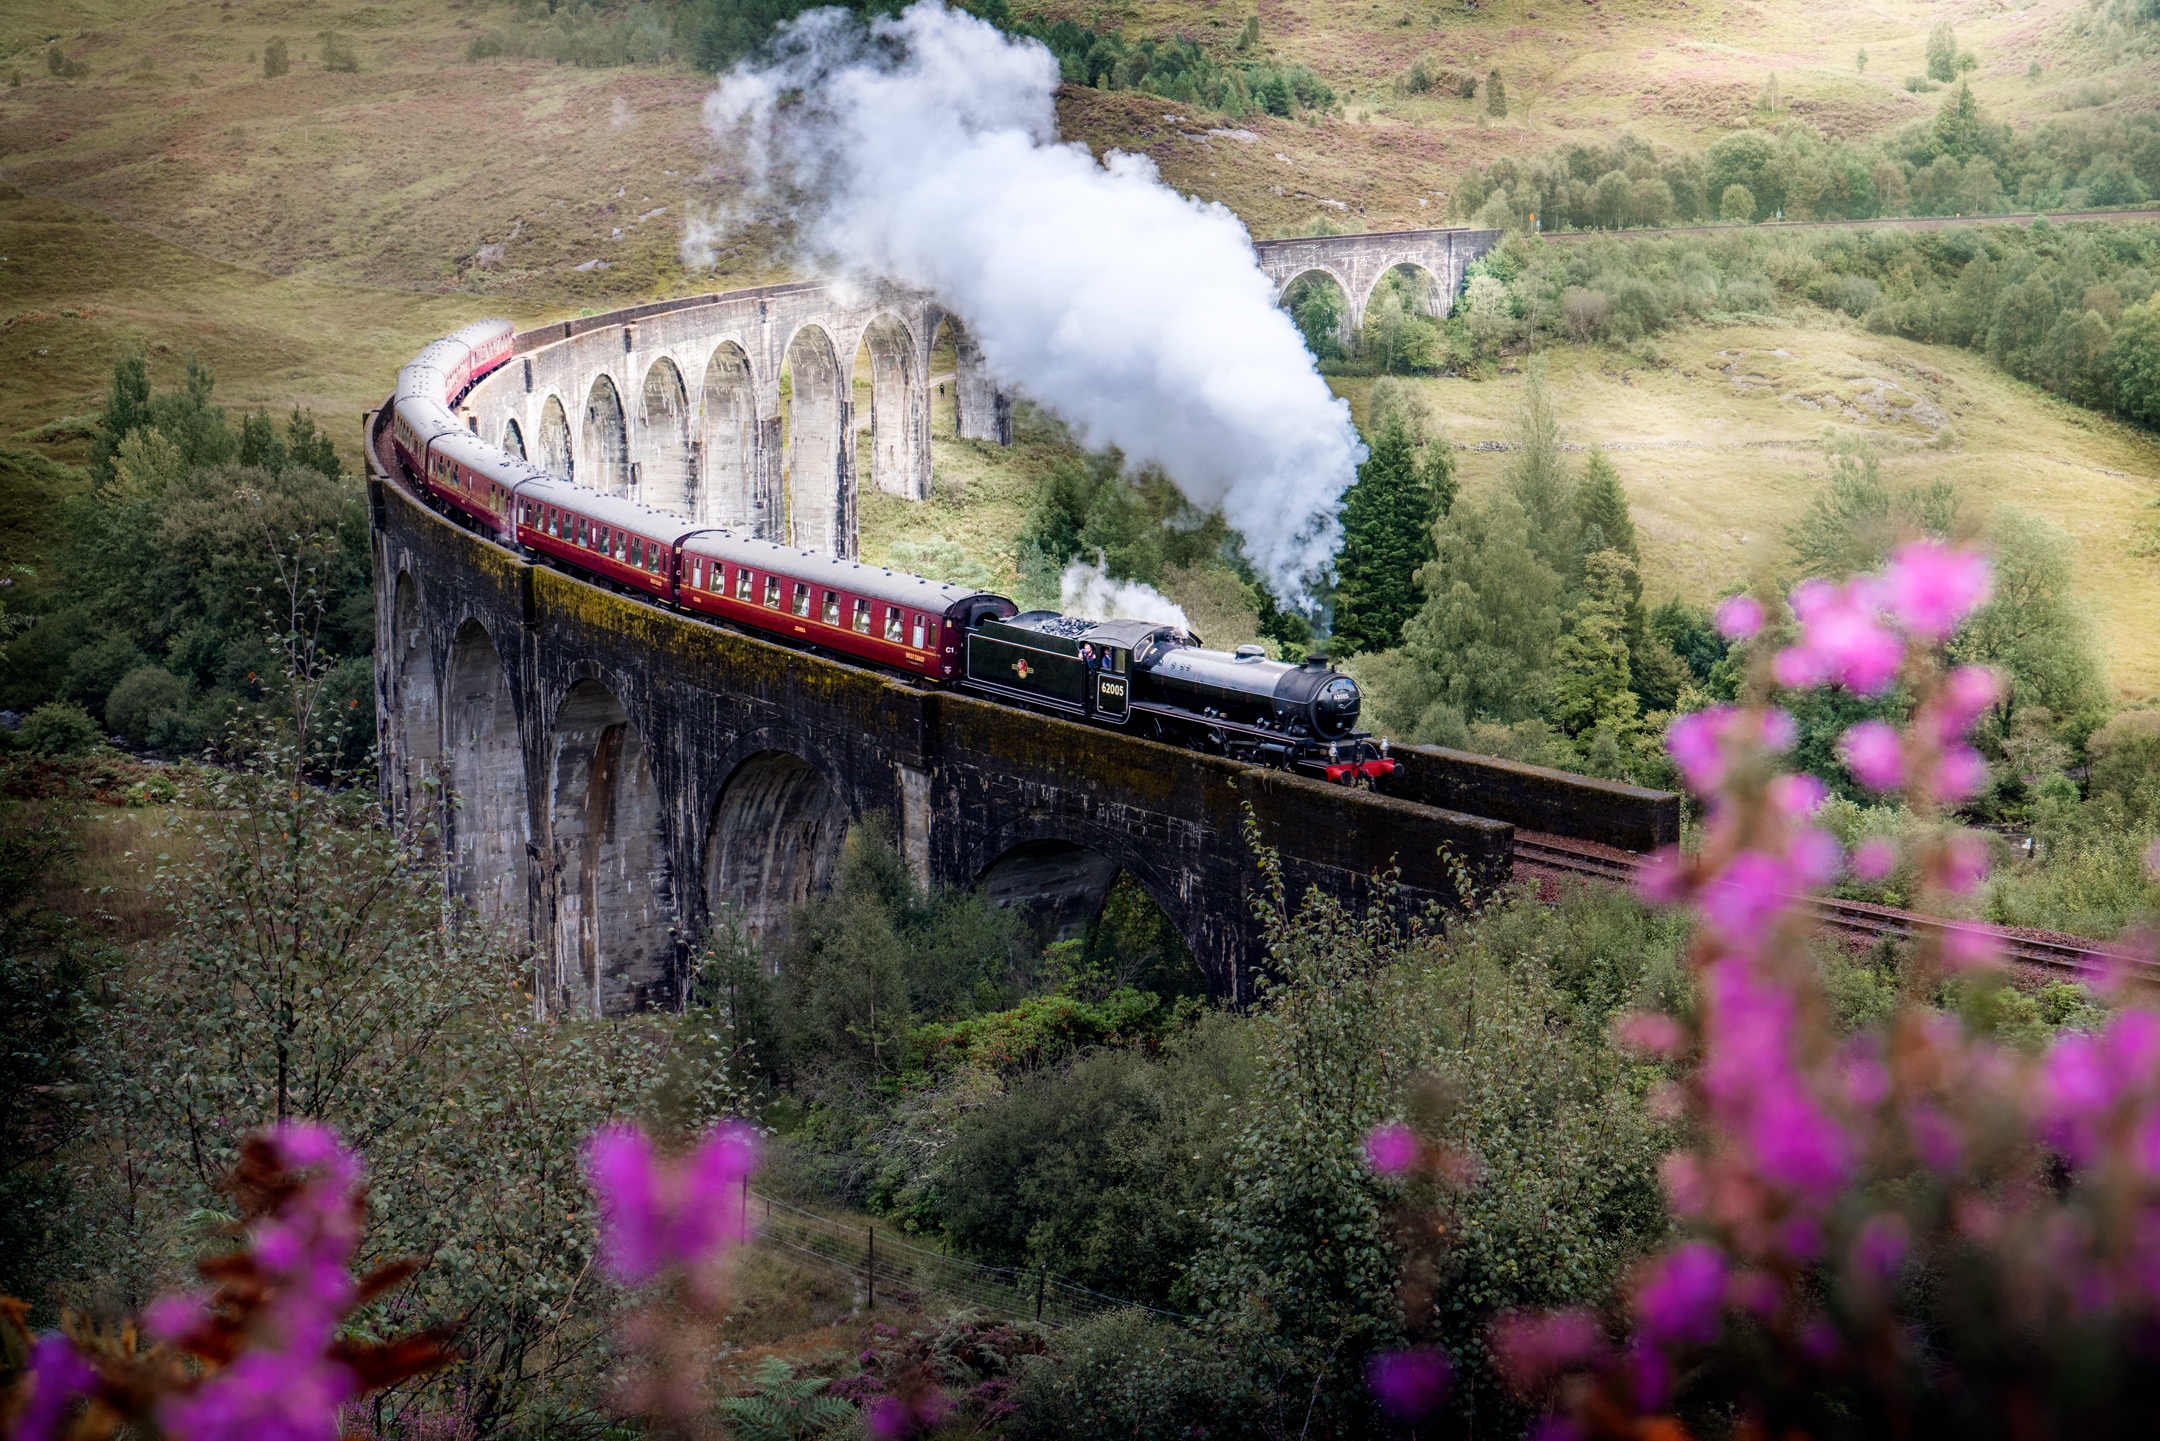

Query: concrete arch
[[445, 618, 527, 928], [536, 395, 573, 480], [1278, 265, 1359, 350], [1275, 262, 1357, 313], [781, 323, 852, 556], [636, 356, 694, 514], [582, 374, 631, 498], [965, 819, 1211, 991], [699, 340, 764, 534], [390, 572, 440, 842], [546, 679, 674, 1016], [502, 417, 526, 460], [853, 312, 928, 501], [1360, 260, 1447, 322], [702, 748, 850, 949]]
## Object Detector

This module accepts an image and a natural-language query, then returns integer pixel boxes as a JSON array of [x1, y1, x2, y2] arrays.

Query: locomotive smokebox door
[[1093, 669, 1130, 723]]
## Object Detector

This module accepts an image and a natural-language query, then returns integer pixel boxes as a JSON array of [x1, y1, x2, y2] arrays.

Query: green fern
[[712, 1357, 854, 1441]]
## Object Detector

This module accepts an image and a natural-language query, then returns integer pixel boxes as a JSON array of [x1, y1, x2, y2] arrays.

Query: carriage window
[[764, 575, 781, 608], [822, 592, 839, 625], [792, 583, 810, 618], [911, 615, 926, 649], [631, 538, 643, 568], [884, 607, 903, 642], [614, 532, 627, 561], [576, 517, 587, 545], [737, 568, 754, 601], [853, 598, 871, 634]]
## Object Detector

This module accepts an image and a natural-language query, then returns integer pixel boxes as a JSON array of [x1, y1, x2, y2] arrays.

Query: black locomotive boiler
[[963, 611, 1397, 784]]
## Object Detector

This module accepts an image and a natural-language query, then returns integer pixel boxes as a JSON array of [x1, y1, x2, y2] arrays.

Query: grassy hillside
[[1334, 321, 2160, 695]]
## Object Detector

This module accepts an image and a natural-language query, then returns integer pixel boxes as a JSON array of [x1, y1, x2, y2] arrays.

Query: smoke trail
[[699, 1, 1362, 606], [1058, 559, 1191, 632]]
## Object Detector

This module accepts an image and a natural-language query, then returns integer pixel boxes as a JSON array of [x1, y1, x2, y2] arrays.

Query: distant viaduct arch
[[1252, 225, 1503, 334]]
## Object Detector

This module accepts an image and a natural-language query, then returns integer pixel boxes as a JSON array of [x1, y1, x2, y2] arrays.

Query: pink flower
[[1364, 1122, 1420, 1174], [1614, 1011, 1687, 1059], [1933, 745, 1988, 805], [1664, 707, 1731, 791], [1932, 665, 2000, 740], [1839, 720, 1904, 792], [1633, 1243, 1726, 1347], [1941, 924, 2004, 971], [1788, 827, 1842, 889], [1749, 1089, 1854, 1198], [1851, 838, 1897, 882], [1491, 1309, 1603, 1389], [1883, 541, 1991, 640], [1366, 1347, 1451, 1419], [1703, 851, 1798, 939], [1769, 773, 1829, 818], [161, 1353, 357, 1441], [1714, 593, 1763, 640], [1777, 578, 1902, 695], [16, 1334, 99, 1441], [585, 1121, 759, 1286]]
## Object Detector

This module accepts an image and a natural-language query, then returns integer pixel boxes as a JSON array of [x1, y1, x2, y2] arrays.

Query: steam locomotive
[[386, 319, 1395, 786]]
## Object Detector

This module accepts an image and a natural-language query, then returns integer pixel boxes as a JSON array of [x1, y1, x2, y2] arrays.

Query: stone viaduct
[[372, 231, 1671, 1019], [1253, 226, 1504, 334]]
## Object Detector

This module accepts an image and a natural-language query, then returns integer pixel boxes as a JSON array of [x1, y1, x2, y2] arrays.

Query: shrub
[[1561, 286, 1611, 340], [103, 664, 187, 747], [263, 36, 289, 78], [45, 47, 89, 80], [1818, 272, 1883, 316], [1719, 183, 1757, 223], [466, 30, 505, 61], [320, 30, 358, 73], [18, 701, 101, 757]]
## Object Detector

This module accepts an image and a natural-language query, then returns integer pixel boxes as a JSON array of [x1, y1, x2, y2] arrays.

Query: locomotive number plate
[[1094, 673, 1130, 721]]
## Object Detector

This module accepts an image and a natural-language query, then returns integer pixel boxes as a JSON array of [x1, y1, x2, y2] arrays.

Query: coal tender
[[963, 611, 1397, 785]]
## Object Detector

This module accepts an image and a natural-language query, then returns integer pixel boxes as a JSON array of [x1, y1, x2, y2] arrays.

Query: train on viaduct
[[368, 227, 1677, 1018]]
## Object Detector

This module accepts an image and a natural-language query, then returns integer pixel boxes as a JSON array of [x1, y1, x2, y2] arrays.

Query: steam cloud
[[698, 1, 1363, 605], [1059, 559, 1192, 633]]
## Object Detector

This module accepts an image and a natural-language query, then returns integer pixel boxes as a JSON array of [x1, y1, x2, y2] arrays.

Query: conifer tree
[[1575, 447, 1636, 560], [1501, 361, 1579, 590], [1331, 413, 1438, 657], [1485, 68, 1508, 119]]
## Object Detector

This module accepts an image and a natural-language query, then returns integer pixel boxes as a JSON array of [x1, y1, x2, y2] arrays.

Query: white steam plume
[[699, 1, 1362, 605], [1058, 559, 1191, 632]]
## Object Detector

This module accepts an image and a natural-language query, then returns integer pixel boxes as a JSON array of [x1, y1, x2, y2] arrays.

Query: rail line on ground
[[1511, 831, 2153, 983]]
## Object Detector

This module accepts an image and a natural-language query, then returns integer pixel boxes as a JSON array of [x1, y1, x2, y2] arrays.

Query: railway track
[[1511, 832, 2154, 983]]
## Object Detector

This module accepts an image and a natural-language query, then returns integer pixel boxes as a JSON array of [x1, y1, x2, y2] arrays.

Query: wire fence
[[742, 1188, 1197, 1331]]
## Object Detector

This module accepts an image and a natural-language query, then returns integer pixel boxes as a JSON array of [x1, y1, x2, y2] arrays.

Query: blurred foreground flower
[[1, 1125, 455, 1441], [1472, 539, 2160, 1438]]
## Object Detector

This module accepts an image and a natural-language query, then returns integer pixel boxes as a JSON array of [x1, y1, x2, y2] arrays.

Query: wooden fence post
[[868, 1226, 876, 1309]]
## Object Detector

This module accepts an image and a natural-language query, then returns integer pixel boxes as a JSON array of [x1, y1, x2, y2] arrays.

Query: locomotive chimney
[[1303, 653, 1330, 670]]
